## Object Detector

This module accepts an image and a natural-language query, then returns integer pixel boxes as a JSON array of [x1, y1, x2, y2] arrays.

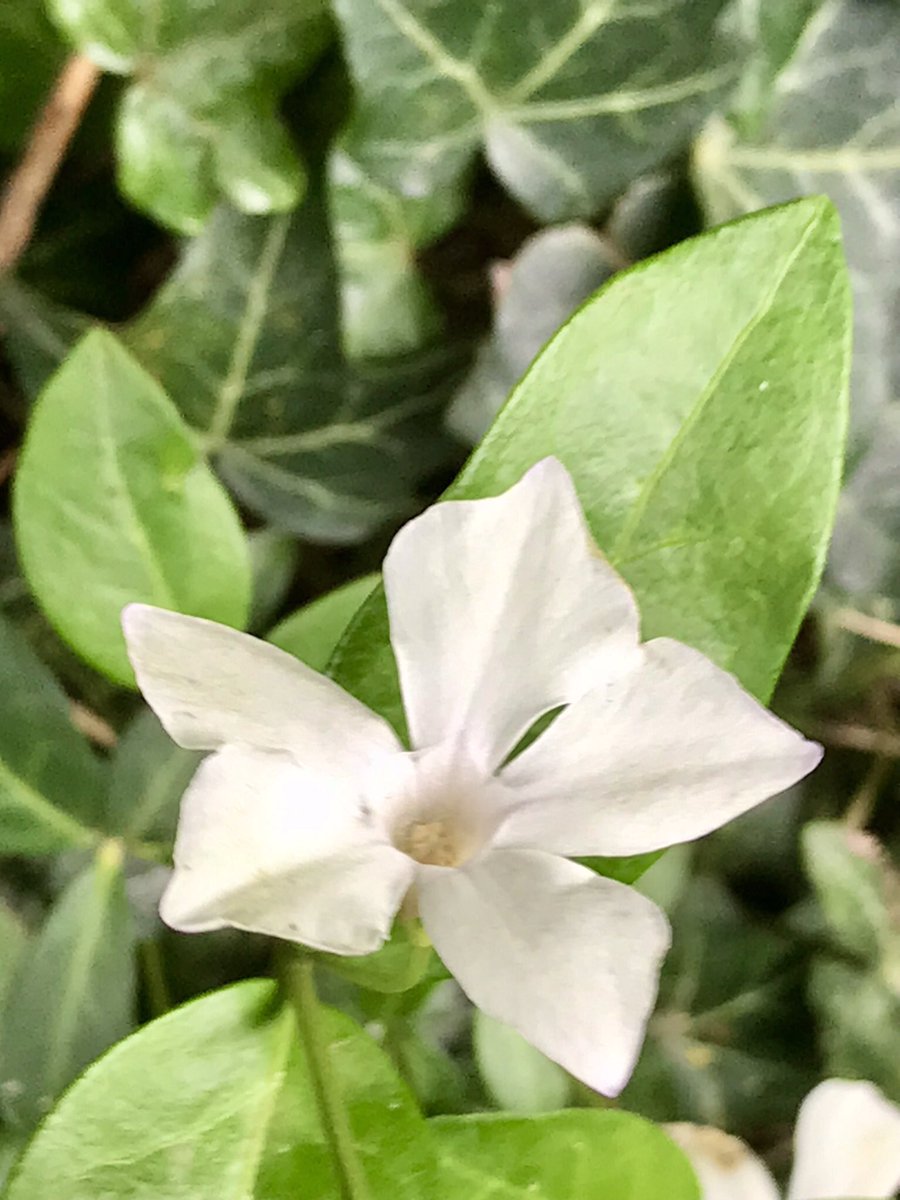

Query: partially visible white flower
[[668, 1078, 900, 1200], [122, 458, 820, 1096]]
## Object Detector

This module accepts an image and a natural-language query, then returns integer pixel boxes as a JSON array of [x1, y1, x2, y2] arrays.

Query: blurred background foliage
[[0, 0, 898, 1189]]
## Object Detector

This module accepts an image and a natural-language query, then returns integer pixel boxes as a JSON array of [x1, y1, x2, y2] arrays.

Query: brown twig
[[812, 720, 900, 758], [0, 447, 16, 487], [0, 54, 101, 274], [70, 701, 118, 749], [834, 606, 900, 651]]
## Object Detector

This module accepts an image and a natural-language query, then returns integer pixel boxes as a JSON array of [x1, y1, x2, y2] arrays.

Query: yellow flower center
[[397, 818, 462, 867]]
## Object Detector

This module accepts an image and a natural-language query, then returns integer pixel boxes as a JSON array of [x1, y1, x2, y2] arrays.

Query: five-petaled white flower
[[668, 1078, 900, 1200], [122, 459, 821, 1096]]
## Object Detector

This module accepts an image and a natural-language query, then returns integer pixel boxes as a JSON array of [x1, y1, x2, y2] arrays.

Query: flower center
[[396, 818, 462, 867]]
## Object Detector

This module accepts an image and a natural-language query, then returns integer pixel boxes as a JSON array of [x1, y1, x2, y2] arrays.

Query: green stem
[[289, 959, 373, 1200], [140, 938, 171, 1017]]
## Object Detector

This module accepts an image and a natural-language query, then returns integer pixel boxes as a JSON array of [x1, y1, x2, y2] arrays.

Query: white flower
[[122, 458, 820, 1095], [668, 1078, 900, 1200]]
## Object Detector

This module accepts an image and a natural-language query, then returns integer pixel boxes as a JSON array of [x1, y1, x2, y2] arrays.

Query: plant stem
[[0, 54, 101, 272], [289, 959, 373, 1200], [140, 938, 172, 1018]]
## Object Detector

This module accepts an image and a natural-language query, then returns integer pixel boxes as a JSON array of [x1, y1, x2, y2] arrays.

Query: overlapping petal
[[497, 637, 821, 857], [787, 1079, 900, 1200], [123, 604, 400, 775], [160, 745, 414, 954], [665, 1125, 779, 1200], [383, 458, 639, 770], [416, 848, 670, 1096]]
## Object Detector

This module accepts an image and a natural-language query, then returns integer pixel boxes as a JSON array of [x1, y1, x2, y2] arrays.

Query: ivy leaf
[[693, 0, 900, 599], [329, 200, 851, 761], [0, 841, 135, 1133], [127, 196, 457, 543], [47, 0, 332, 233], [330, 0, 737, 345], [13, 329, 251, 684], [433, 1111, 700, 1199], [5, 979, 439, 1198], [0, 613, 104, 855]]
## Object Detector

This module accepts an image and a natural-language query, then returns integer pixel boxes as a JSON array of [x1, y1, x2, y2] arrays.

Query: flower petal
[[416, 848, 670, 1095], [122, 604, 400, 772], [383, 458, 639, 768], [787, 1078, 900, 1200], [160, 745, 415, 954], [497, 637, 821, 857], [664, 1125, 779, 1200]]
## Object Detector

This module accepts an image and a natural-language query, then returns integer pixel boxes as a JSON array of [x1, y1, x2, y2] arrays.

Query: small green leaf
[[6, 979, 439, 1198], [48, 0, 331, 233], [0, 841, 135, 1133], [0, 613, 104, 854], [313, 921, 437, 994], [269, 573, 379, 670], [330, 200, 851, 745], [106, 710, 201, 846], [433, 1110, 700, 1199], [13, 329, 251, 685]]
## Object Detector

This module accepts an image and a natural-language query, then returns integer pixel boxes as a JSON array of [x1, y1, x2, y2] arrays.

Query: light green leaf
[[433, 1110, 701, 1199], [106, 710, 200, 846], [693, 0, 900, 599], [330, 0, 736, 342], [48, 0, 331, 233], [330, 200, 851, 747], [13, 329, 251, 685], [127, 198, 455, 542], [269, 573, 379, 670], [0, 905, 27, 1015], [6, 979, 439, 1198], [0, 613, 104, 854], [0, 841, 135, 1133], [474, 1011, 575, 1113], [448, 225, 616, 444]]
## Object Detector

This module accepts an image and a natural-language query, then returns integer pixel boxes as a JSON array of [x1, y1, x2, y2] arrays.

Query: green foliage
[[48, 0, 331, 233], [13, 330, 251, 684]]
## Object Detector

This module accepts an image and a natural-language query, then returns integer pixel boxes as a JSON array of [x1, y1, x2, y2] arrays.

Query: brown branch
[[834, 606, 900, 651], [0, 54, 101, 274], [813, 720, 900, 758], [69, 701, 118, 750]]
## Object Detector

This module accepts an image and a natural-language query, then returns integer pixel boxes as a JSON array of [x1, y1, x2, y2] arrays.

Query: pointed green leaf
[[269, 573, 379, 670], [0, 841, 135, 1133], [0, 613, 104, 854], [13, 329, 251, 685]]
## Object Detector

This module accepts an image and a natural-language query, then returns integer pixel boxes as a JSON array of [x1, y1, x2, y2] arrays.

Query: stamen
[[398, 819, 461, 867]]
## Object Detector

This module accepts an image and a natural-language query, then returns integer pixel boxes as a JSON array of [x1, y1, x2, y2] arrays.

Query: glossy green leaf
[[269, 573, 379, 670], [330, 200, 851, 745], [0, 0, 65, 155], [127, 199, 455, 543], [433, 1110, 701, 1199], [6, 978, 439, 1198], [106, 710, 200, 846], [693, 0, 900, 599], [330, 0, 736, 349], [48, 0, 331, 233], [448, 225, 616, 444], [13, 329, 251, 685], [0, 841, 135, 1132], [0, 613, 104, 854]]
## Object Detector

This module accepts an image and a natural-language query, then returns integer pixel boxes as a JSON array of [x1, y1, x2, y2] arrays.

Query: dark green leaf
[[106, 709, 201, 846], [433, 1110, 701, 1199], [0, 1, 65, 155], [0, 841, 135, 1132], [0, 279, 92, 402], [48, 0, 331, 233], [0, 613, 104, 854], [13, 329, 251, 684], [6, 979, 439, 1198]]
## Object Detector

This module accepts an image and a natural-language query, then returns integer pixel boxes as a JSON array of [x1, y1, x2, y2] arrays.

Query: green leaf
[[809, 958, 900, 1103], [13, 329, 251, 685], [269, 573, 379, 670], [448, 225, 616, 444], [126, 198, 455, 542], [474, 1011, 575, 1113], [48, 0, 331, 233], [0, 613, 104, 854], [0, 841, 135, 1133], [433, 1110, 700, 1199], [693, 0, 900, 599], [106, 709, 201, 846], [247, 528, 300, 632], [330, 199, 851, 748], [0, 0, 65, 155], [0, 279, 91, 402], [313, 920, 438, 994], [6, 979, 439, 1198], [0, 905, 27, 1015]]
